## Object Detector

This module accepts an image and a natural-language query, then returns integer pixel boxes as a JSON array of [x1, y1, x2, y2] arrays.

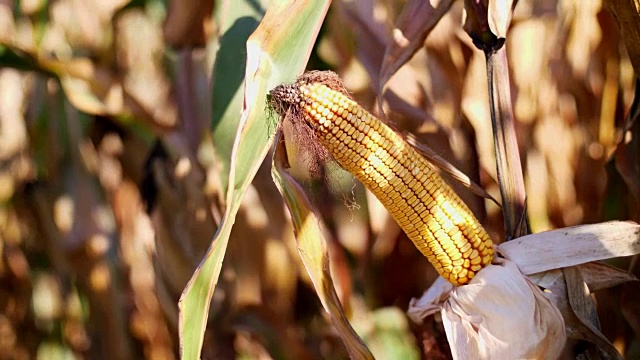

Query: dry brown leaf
[[150, 143, 216, 297], [163, 0, 213, 48], [404, 131, 500, 205], [614, 84, 640, 218], [486, 48, 529, 237], [378, 0, 454, 90], [336, 0, 388, 83], [605, 0, 640, 78], [563, 266, 623, 359], [579, 261, 638, 292], [532, 268, 623, 359]]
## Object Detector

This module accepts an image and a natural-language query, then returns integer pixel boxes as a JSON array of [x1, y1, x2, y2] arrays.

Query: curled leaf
[[499, 221, 640, 275], [487, 0, 515, 39]]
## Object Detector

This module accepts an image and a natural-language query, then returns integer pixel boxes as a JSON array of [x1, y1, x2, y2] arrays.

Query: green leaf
[[210, 0, 266, 197], [179, 1, 331, 359]]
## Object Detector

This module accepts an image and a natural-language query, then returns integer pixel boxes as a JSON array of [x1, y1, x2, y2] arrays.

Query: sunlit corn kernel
[[370, 132, 381, 143], [441, 220, 455, 233], [426, 218, 440, 231], [459, 241, 472, 253]]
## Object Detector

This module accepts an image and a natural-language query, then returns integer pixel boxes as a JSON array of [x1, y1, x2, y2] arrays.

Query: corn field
[[1, 0, 640, 359]]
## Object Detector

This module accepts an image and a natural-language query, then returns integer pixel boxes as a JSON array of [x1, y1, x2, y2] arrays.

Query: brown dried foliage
[[0, 0, 639, 359]]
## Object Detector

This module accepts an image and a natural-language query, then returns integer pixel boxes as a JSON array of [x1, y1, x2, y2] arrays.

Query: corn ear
[[270, 76, 494, 285]]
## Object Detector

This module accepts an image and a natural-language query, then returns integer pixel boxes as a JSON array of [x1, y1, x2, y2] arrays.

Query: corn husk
[[409, 221, 640, 359]]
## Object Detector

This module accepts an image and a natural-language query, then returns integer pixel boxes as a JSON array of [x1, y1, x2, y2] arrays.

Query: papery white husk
[[409, 258, 566, 360]]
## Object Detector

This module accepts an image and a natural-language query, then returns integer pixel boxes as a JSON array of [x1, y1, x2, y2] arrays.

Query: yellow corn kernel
[[270, 79, 494, 286]]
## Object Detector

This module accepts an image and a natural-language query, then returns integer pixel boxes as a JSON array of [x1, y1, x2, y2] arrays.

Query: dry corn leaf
[[404, 132, 499, 205], [337, 0, 388, 83], [577, 261, 638, 292], [530, 267, 624, 358], [378, 0, 454, 91], [487, 0, 515, 39], [604, 0, 640, 79], [486, 49, 529, 238], [614, 83, 640, 217], [563, 266, 622, 359], [272, 135, 373, 359], [499, 221, 640, 275], [150, 146, 216, 297]]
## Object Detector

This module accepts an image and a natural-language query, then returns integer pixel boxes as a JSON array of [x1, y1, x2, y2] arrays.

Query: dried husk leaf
[[409, 258, 565, 360], [563, 266, 622, 358], [530, 268, 624, 358], [578, 262, 638, 292]]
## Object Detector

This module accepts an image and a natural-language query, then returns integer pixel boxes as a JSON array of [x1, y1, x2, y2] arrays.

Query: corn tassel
[[270, 76, 494, 285]]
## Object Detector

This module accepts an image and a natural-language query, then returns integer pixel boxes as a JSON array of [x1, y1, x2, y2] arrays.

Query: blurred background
[[0, 0, 639, 359]]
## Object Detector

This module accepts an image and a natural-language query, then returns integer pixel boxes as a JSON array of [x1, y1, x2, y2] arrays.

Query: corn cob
[[270, 74, 494, 285]]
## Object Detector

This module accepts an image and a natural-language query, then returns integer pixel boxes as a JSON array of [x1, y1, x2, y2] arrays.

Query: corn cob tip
[[269, 83, 302, 115], [269, 71, 347, 117]]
